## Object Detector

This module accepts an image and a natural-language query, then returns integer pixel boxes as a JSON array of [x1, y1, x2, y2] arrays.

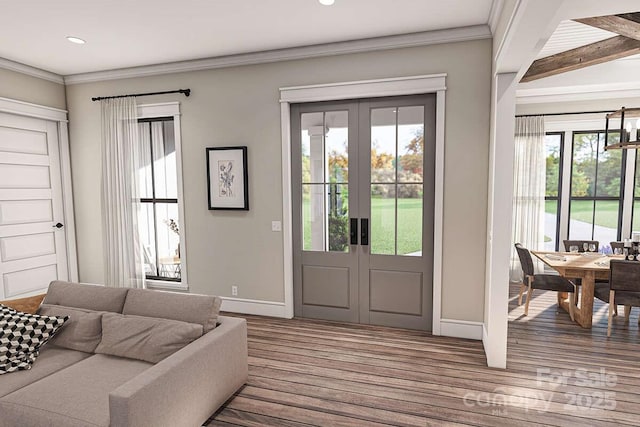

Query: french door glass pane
[[370, 106, 424, 256], [371, 108, 396, 183], [397, 184, 423, 256], [301, 183, 350, 253], [300, 110, 349, 253], [328, 184, 349, 252], [371, 185, 396, 255], [397, 106, 424, 183], [301, 111, 348, 184]]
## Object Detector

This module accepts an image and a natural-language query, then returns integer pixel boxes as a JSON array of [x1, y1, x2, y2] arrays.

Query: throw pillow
[[38, 304, 103, 353], [95, 312, 203, 363], [0, 304, 69, 375]]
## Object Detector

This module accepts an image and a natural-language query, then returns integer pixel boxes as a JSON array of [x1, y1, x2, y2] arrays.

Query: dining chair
[[563, 240, 599, 252], [610, 241, 624, 253], [595, 260, 640, 337], [515, 243, 576, 321]]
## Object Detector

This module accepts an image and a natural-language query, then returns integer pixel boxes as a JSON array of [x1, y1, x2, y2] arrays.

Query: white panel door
[[0, 112, 68, 300]]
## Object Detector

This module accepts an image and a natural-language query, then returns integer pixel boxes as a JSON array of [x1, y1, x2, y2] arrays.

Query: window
[[544, 133, 563, 250], [568, 130, 623, 245], [632, 151, 640, 231], [137, 117, 183, 284]]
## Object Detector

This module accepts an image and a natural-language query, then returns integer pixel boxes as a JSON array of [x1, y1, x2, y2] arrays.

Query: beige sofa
[[0, 281, 248, 427]]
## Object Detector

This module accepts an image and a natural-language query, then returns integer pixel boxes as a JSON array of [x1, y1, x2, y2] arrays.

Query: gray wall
[[66, 39, 492, 322], [0, 68, 66, 110]]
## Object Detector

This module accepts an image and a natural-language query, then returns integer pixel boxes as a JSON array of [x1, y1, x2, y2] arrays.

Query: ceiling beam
[[575, 12, 640, 40], [521, 35, 640, 83]]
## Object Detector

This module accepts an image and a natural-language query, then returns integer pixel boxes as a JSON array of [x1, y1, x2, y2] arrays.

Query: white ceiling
[[1, 0, 493, 76]]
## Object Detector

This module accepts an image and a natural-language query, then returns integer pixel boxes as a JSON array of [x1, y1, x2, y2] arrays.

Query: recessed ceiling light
[[319, 0, 335, 5], [66, 36, 86, 44]]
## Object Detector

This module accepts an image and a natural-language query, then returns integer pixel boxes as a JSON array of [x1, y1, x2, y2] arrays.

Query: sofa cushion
[[38, 304, 103, 353], [0, 346, 90, 398], [95, 313, 203, 363], [122, 288, 221, 332], [0, 354, 152, 427], [0, 304, 68, 375], [43, 281, 129, 313]]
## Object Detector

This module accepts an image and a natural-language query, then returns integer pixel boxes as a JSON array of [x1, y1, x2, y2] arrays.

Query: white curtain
[[511, 116, 546, 281], [100, 97, 145, 288]]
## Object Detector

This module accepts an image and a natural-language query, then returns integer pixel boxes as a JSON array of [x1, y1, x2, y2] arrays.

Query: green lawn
[[302, 196, 422, 254], [545, 199, 619, 229]]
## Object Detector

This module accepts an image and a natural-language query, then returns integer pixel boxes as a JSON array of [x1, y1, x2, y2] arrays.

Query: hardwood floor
[[207, 284, 640, 426]]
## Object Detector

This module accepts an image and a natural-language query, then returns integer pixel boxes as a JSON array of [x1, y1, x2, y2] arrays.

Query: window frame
[[567, 129, 626, 242], [137, 102, 188, 291], [544, 131, 564, 251]]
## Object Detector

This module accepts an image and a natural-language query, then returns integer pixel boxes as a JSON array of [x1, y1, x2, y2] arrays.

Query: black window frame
[[138, 116, 181, 283], [544, 132, 564, 251], [568, 129, 626, 242]]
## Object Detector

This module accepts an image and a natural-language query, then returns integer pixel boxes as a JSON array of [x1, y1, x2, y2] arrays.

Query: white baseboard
[[220, 297, 290, 318], [439, 318, 483, 340]]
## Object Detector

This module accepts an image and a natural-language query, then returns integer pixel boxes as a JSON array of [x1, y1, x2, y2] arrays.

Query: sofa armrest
[[109, 315, 248, 427]]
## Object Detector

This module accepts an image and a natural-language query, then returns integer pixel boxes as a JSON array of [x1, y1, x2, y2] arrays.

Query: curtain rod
[[91, 89, 191, 102], [515, 109, 615, 118]]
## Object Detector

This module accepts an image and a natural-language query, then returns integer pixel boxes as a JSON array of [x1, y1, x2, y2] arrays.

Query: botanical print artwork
[[218, 160, 235, 197]]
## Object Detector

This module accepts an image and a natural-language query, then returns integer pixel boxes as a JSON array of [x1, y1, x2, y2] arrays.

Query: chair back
[[609, 260, 640, 292], [610, 241, 624, 251], [563, 240, 599, 252], [514, 243, 535, 277]]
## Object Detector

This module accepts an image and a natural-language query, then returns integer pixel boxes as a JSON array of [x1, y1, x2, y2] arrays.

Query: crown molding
[[0, 57, 64, 85], [488, 0, 505, 35], [517, 82, 640, 104], [64, 25, 490, 85]]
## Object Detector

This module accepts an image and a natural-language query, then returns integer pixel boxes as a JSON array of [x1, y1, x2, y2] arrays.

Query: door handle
[[360, 218, 369, 246], [350, 218, 358, 245], [53, 222, 64, 229]]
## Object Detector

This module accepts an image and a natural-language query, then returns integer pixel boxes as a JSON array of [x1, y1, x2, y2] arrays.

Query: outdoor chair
[[595, 260, 640, 337], [515, 243, 576, 321]]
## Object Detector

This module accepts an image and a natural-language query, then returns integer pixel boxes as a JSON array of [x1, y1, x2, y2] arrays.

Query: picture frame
[[206, 146, 249, 210]]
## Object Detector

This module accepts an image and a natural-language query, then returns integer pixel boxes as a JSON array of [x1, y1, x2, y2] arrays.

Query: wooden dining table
[[531, 250, 623, 328]]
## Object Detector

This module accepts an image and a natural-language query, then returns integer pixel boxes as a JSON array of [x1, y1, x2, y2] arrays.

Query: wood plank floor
[[207, 284, 640, 426]]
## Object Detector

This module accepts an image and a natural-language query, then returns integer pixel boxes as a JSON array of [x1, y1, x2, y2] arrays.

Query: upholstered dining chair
[[595, 260, 640, 337], [563, 240, 599, 253], [515, 243, 576, 321], [610, 241, 624, 253]]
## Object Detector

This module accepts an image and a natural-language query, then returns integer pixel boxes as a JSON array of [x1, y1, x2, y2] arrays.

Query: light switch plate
[[271, 221, 282, 232]]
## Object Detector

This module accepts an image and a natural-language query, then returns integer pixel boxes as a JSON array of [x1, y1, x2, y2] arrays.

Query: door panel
[[292, 95, 435, 331], [359, 95, 435, 331], [292, 102, 359, 322], [0, 113, 68, 300]]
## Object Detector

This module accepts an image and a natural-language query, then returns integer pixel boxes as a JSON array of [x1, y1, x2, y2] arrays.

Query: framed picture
[[206, 146, 249, 210]]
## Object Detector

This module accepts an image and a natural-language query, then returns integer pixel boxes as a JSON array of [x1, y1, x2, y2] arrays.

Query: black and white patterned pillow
[[0, 304, 69, 375]]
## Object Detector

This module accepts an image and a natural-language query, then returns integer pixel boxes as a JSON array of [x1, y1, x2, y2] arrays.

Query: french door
[[291, 95, 435, 331]]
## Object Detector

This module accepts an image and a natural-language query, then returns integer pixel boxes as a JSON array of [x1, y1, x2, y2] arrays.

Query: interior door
[[291, 102, 360, 322], [292, 95, 435, 331], [0, 112, 69, 300], [359, 96, 435, 330]]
